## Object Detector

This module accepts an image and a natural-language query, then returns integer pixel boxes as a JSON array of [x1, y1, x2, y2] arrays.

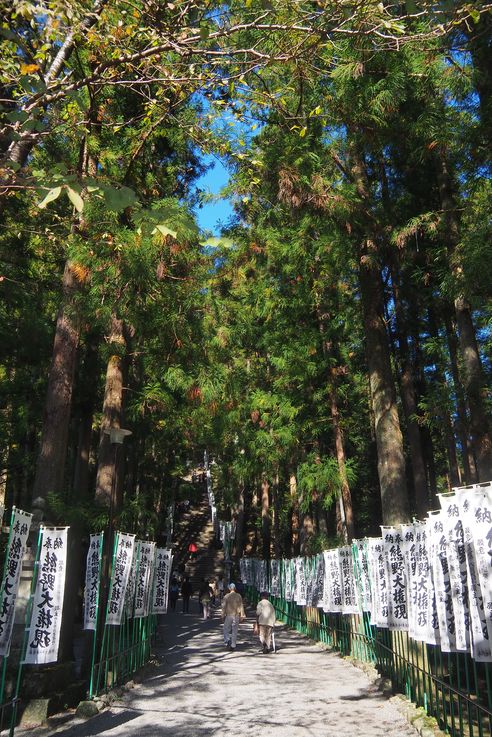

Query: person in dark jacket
[[169, 577, 180, 610], [181, 575, 193, 613]]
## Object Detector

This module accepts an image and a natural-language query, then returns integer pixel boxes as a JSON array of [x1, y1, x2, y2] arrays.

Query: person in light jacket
[[256, 592, 276, 654], [221, 582, 245, 651]]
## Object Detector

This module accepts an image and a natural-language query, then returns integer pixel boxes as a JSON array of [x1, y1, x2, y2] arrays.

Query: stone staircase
[[171, 489, 224, 596]]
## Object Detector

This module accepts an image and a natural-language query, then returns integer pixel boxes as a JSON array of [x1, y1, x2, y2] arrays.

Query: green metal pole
[[9, 526, 43, 737], [471, 658, 483, 737], [438, 648, 448, 735], [98, 532, 119, 695], [88, 532, 104, 699], [0, 508, 16, 710], [455, 652, 464, 737], [485, 663, 492, 711], [464, 653, 474, 737]]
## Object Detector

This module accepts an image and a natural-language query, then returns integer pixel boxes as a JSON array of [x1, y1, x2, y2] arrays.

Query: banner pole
[[130, 544, 141, 674], [0, 508, 16, 709], [88, 532, 104, 699], [9, 526, 43, 737], [96, 532, 118, 696]]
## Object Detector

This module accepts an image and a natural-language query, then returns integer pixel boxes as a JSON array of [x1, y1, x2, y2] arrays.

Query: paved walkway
[[32, 602, 419, 737]]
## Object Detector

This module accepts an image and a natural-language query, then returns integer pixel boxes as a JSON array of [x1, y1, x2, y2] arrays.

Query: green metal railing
[[246, 586, 492, 737], [90, 612, 156, 696]]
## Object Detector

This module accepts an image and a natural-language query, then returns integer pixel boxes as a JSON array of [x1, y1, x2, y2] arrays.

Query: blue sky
[[193, 156, 234, 235]]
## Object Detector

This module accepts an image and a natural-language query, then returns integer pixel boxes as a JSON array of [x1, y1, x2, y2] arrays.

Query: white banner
[[294, 557, 307, 605], [382, 527, 408, 631], [106, 532, 135, 625], [438, 493, 470, 652], [270, 559, 280, 597], [258, 559, 268, 593], [152, 548, 172, 614], [339, 546, 358, 614], [135, 542, 156, 618], [368, 538, 389, 627], [125, 540, 139, 618], [305, 556, 316, 606], [219, 521, 236, 561], [83, 533, 103, 631], [284, 559, 294, 602], [312, 554, 325, 608], [370, 538, 391, 627], [24, 527, 68, 664], [457, 486, 492, 662], [352, 540, 372, 612], [0, 508, 32, 656], [324, 549, 343, 613], [401, 524, 417, 639], [428, 512, 456, 652], [321, 551, 332, 612]]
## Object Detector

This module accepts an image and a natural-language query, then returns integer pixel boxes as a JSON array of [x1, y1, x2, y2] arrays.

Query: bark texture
[[261, 476, 271, 560], [359, 249, 410, 524], [437, 154, 492, 481], [31, 261, 80, 508], [94, 316, 127, 513]]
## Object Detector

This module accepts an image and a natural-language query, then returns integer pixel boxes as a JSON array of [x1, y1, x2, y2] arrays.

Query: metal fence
[[246, 586, 492, 737], [0, 612, 156, 736], [90, 612, 157, 698]]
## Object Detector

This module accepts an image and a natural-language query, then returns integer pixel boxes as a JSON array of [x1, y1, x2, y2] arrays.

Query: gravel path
[[34, 603, 419, 737]]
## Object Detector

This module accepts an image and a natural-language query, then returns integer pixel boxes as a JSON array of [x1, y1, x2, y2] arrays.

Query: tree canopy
[[1, 0, 492, 555]]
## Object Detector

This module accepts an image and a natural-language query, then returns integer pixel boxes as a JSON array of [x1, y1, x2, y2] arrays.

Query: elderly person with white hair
[[221, 582, 245, 651]]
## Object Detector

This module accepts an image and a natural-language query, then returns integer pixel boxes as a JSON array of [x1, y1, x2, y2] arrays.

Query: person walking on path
[[221, 582, 245, 651], [188, 541, 198, 561], [256, 591, 276, 654], [169, 577, 180, 611], [199, 579, 213, 620], [181, 575, 193, 614], [217, 574, 224, 603]]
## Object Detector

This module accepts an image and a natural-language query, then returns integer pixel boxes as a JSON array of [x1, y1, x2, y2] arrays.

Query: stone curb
[[10, 658, 160, 736], [276, 621, 447, 737], [348, 657, 447, 737]]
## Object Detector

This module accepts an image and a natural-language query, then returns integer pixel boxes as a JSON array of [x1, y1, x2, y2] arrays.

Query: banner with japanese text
[[457, 486, 492, 662], [270, 559, 281, 597], [257, 559, 268, 594], [438, 493, 470, 652], [238, 480, 492, 662], [382, 526, 408, 631], [294, 557, 307, 605], [284, 558, 294, 602], [352, 539, 372, 612], [367, 538, 388, 627], [304, 556, 316, 606], [106, 532, 135, 625], [125, 540, 139, 617], [428, 512, 455, 651], [0, 508, 32, 656], [83, 533, 103, 631], [339, 546, 358, 614], [321, 551, 332, 612], [323, 549, 342, 613], [135, 542, 156, 618], [24, 527, 68, 665], [312, 553, 325, 608], [152, 548, 172, 614]]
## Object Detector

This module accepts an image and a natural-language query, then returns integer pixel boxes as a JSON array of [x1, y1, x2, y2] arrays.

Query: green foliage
[[303, 533, 344, 556], [1, 0, 492, 554], [297, 454, 354, 511], [46, 492, 108, 532]]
